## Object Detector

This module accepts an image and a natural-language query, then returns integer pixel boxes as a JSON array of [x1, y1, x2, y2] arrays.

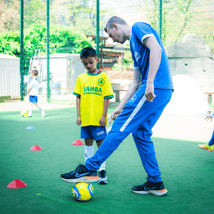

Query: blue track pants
[[85, 87, 173, 182], [208, 131, 214, 146]]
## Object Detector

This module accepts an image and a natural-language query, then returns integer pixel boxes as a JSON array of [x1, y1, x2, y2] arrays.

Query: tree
[[51, 0, 108, 35], [0, 0, 20, 32], [0, 23, 95, 58], [136, 0, 194, 46], [136, 0, 214, 52], [24, 0, 46, 27]]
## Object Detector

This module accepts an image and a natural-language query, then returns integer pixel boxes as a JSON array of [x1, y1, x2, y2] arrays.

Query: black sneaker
[[132, 180, 168, 196], [60, 164, 99, 183], [98, 170, 108, 185]]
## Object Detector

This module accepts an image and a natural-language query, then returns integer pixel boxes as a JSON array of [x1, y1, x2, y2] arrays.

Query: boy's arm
[[27, 88, 31, 95], [76, 96, 81, 125], [27, 80, 33, 95], [205, 110, 214, 121], [99, 98, 110, 127]]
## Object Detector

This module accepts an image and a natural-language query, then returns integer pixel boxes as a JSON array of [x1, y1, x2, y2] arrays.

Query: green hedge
[[0, 23, 95, 58]]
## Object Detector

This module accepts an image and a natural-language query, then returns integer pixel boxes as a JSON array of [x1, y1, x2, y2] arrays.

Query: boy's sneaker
[[198, 144, 213, 152], [60, 164, 99, 183], [98, 170, 108, 185], [24, 114, 32, 117], [132, 180, 168, 196], [41, 111, 45, 117]]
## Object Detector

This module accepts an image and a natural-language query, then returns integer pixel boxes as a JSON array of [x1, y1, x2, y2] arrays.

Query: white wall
[[0, 58, 20, 97], [163, 74, 210, 116], [39, 54, 85, 95], [169, 57, 214, 92]]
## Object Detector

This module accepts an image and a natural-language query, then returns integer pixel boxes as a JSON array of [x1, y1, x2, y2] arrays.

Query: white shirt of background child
[[28, 78, 39, 96]]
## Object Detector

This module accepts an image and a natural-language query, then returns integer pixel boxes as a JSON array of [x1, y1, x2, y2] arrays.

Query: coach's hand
[[109, 109, 122, 123], [145, 82, 156, 102]]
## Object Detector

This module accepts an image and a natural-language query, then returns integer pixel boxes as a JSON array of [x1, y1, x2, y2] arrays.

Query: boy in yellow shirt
[[72, 47, 114, 184]]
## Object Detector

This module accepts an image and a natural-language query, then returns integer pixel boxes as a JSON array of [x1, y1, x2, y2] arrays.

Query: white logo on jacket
[[129, 94, 137, 102], [135, 51, 141, 62]]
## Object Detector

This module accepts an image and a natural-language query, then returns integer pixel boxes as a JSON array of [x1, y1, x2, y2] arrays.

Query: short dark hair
[[80, 47, 97, 59], [104, 16, 127, 32], [32, 70, 38, 76]]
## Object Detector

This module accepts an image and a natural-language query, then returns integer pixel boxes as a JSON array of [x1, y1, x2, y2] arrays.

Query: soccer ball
[[72, 182, 94, 201], [20, 110, 28, 116]]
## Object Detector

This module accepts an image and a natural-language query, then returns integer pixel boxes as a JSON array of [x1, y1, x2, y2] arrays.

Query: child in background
[[198, 111, 214, 152], [73, 47, 114, 184], [26, 69, 45, 117]]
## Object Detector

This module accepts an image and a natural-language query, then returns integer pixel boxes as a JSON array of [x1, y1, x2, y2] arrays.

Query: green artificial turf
[[0, 108, 214, 214]]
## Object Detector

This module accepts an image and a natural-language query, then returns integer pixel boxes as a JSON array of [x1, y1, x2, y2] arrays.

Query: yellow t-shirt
[[73, 71, 114, 127]]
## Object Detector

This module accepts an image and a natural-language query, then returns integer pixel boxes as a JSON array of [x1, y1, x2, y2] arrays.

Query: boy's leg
[[85, 89, 172, 171], [96, 139, 108, 184], [34, 103, 45, 117], [26, 96, 36, 116], [82, 128, 98, 180], [90, 126, 108, 172], [96, 139, 106, 171], [198, 131, 214, 151], [61, 128, 98, 183], [84, 138, 98, 180], [82, 127, 95, 163], [85, 139, 94, 162], [27, 102, 33, 117], [208, 131, 214, 146]]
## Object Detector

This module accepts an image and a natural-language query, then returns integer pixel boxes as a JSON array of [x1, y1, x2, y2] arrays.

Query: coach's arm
[[109, 68, 141, 122], [144, 36, 162, 102]]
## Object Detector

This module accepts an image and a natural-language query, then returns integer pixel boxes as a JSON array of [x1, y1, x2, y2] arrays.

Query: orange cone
[[72, 140, 84, 145], [30, 145, 43, 151], [7, 179, 27, 189]]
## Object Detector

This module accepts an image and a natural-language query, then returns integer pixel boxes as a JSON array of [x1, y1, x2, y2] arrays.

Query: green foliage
[[24, 23, 96, 55], [0, 23, 96, 75], [123, 50, 133, 67], [24, 0, 46, 27], [0, 23, 95, 58], [112, 63, 122, 71], [0, 31, 20, 56], [113, 50, 133, 71]]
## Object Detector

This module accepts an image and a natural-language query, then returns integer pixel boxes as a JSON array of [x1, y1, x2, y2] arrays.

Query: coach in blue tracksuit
[[61, 16, 174, 197]]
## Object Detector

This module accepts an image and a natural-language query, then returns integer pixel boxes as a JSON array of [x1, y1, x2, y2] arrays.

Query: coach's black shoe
[[60, 164, 99, 183], [132, 180, 168, 196]]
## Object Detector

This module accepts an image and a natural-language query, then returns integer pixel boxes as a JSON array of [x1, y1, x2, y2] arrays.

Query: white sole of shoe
[[61, 176, 99, 183], [132, 190, 149, 195], [132, 189, 168, 196]]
